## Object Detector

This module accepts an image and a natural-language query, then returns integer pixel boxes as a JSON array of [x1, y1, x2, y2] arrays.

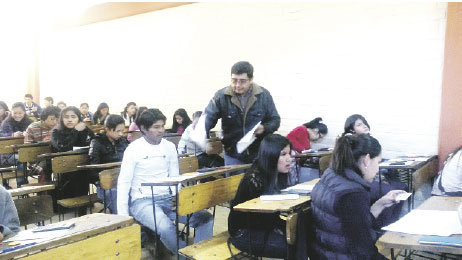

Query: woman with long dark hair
[[286, 117, 328, 153], [228, 134, 306, 259], [127, 106, 147, 142], [309, 134, 405, 259], [170, 108, 191, 134], [121, 102, 137, 126], [0, 101, 10, 124], [92, 102, 109, 125]]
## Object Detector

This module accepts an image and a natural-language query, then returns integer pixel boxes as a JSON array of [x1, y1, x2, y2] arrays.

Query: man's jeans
[[130, 197, 213, 254]]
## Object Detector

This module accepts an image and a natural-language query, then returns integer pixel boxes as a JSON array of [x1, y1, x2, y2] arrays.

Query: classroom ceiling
[[52, 2, 194, 30]]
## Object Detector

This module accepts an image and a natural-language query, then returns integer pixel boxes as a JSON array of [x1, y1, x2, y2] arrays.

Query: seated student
[[170, 108, 191, 135], [117, 108, 213, 255], [24, 94, 42, 119], [309, 134, 406, 259], [24, 106, 60, 144], [286, 117, 328, 153], [127, 106, 147, 142], [92, 102, 109, 125], [178, 111, 224, 168], [343, 114, 406, 227], [51, 106, 94, 215], [0, 101, 10, 125], [43, 97, 54, 108], [89, 115, 129, 213], [24, 106, 60, 183], [0, 102, 33, 187], [121, 102, 137, 126], [56, 101, 67, 110], [228, 134, 307, 259], [79, 103, 93, 123], [0, 185, 20, 241]]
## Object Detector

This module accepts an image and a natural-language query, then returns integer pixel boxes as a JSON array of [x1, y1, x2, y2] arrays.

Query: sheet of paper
[[382, 209, 462, 236], [282, 184, 315, 192], [260, 194, 300, 201], [395, 192, 412, 201], [4, 228, 71, 243], [236, 121, 261, 154]]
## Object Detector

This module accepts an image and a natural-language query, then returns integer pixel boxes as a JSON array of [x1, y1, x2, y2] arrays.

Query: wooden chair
[[205, 139, 223, 155], [14, 142, 51, 181], [14, 195, 54, 229], [412, 156, 439, 192], [178, 173, 245, 260], [99, 168, 120, 213], [52, 153, 101, 220], [179, 156, 199, 174], [0, 137, 24, 187], [319, 154, 332, 176]]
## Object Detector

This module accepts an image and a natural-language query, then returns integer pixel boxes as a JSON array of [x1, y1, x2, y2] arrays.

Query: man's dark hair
[[231, 61, 254, 79], [40, 106, 60, 121], [44, 97, 54, 104], [80, 103, 89, 108], [137, 108, 166, 133], [105, 114, 125, 131], [24, 94, 33, 99]]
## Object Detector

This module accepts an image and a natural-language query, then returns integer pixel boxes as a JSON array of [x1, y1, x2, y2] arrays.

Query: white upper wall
[[38, 2, 447, 158]]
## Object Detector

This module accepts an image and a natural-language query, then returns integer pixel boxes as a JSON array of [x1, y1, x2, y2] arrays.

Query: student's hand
[[13, 131, 24, 137], [371, 190, 406, 218], [254, 124, 265, 135], [83, 117, 91, 122], [75, 122, 86, 131]]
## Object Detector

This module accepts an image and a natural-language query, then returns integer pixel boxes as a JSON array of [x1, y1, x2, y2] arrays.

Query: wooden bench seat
[[57, 193, 101, 209], [179, 231, 242, 260]]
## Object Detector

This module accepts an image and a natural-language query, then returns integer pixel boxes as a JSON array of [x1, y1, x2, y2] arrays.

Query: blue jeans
[[96, 186, 117, 214], [130, 197, 213, 254]]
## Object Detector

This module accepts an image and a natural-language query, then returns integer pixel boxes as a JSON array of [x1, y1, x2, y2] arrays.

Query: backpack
[[432, 147, 462, 196]]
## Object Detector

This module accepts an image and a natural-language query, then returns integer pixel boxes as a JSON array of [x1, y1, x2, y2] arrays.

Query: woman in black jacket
[[51, 106, 94, 215], [228, 134, 302, 259], [89, 114, 129, 213]]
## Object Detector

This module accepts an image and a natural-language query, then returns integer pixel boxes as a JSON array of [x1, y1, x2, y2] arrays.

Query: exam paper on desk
[[382, 209, 462, 236]]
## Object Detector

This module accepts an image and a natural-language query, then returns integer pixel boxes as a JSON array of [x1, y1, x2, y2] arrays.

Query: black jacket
[[204, 84, 280, 163], [89, 133, 129, 164], [51, 127, 94, 153]]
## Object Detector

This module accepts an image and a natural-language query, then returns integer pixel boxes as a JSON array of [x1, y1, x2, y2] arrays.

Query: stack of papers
[[260, 194, 300, 201], [236, 122, 261, 153], [382, 210, 462, 236], [281, 184, 315, 195]]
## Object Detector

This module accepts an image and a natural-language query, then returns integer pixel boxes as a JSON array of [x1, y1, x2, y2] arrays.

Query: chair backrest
[[413, 157, 439, 192], [206, 139, 223, 155], [177, 173, 244, 216], [14, 195, 53, 227], [51, 153, 89, 174], [179, 156, 199, 174], [319, 154, 332, 176], [0, 137, 24, 155], [18, 145, 51, 163], [99, 168, 120, 190]]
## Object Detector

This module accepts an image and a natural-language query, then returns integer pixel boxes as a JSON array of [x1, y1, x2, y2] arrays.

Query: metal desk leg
[[175, 185, 179, 260], [390, 248, 396, 260]]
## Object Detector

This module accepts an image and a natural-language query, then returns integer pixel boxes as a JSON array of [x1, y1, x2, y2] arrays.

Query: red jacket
[[286, 125, 310, 153]]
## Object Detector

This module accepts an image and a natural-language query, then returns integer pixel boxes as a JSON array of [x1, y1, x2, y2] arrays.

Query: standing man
[[204, 61, 280, 165], [24, 94, 42, 119], [117, 108, 213, 255]]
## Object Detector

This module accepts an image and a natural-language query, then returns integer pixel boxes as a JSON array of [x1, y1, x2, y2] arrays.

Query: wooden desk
[[379, 155, 437, 210], [232, 179, 319, 213], [37, 149, 89, 161], [293, 151, 332, 182], [76, 162, 121, 170], [293, 150, 332, 159], [0, 213, 140, 260], [377, 196, 462, 259], [8, 184, 55, 197]]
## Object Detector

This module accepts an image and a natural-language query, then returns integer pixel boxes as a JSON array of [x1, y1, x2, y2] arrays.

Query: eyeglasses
[[231, 78, 249, 84]]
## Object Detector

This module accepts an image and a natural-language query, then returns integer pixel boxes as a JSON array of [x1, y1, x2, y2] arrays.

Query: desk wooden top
[[9, 142, 50, 150], [294, 150, 332, 158], [377, 196, 462, 255], [37, 149, 89, 160], [8, 184, 55, 197], [232, 179, 319, 213], [0, 213, 135, 260], [379, 155, 437, 170], [77, 162, 122, 170], [141, 164, 252, 186]]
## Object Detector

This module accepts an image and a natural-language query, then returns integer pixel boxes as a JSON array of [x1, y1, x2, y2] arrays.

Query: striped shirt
[[24, 121, 53, 144]]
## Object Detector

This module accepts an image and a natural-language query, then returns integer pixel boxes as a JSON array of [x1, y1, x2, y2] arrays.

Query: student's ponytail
[[331, 134, 381, 177]]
